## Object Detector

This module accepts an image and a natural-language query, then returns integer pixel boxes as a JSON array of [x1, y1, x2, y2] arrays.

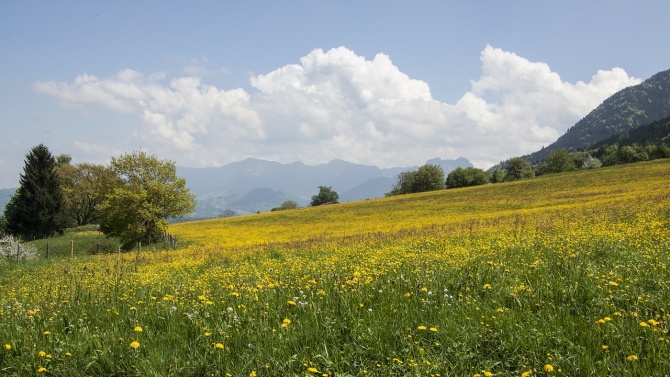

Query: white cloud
[[33, 46, 641, 169]]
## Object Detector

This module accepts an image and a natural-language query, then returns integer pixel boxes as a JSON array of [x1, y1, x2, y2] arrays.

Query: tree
[[311, 186, 339, 206], [58, 162, 116, 227], [581, 155, 602, 169], [98, 151, 196, 249], [504, 157, 534, 182], [446, 167, 489, 189], [3, 144, 66, 239], [489, 168, 506, 183], [386, 164, 445, 196], [538, 148, 576, 175], [220, 209, 238, 218], [271, 200, 299, 211]]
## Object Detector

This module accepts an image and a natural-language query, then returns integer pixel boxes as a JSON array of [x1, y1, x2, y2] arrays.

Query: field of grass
[[1, 159, 669, 376]]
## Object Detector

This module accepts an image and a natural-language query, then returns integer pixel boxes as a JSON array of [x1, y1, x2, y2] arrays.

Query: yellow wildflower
[[130, 341, 140, 349], [37, 367, 47, 373], [626, 355, 638, 361], [214, 343, 224, 349], [134, 326, 143, 332], [3, 344, 10, 350], [543, 364, 554, 372], [417, 325, 427, 330]]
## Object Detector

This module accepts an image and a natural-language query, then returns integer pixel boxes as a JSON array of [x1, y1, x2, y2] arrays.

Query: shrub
[[0, 235, 38, 261]]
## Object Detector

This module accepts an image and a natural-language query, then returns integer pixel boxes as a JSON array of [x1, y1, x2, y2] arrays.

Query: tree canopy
[[3, 144, 66, 239], [386, 164, 445, 196], [446, 167, 489, 189], [311, 186, 339, 206], [58, 162, 116, 227], [504, 157, 535, 182], [98, 151, 196, 249]]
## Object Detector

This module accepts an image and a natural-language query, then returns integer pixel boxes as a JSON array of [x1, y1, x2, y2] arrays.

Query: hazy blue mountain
[[177, 157, 471, 217], [527, 68, 670, 162], [0, 188, 14, 212]]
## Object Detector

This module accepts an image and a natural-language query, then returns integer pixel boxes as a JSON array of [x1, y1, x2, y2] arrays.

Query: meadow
[[1, 159, 669, 376]]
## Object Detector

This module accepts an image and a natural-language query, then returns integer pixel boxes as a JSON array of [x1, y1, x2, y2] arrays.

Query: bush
[[0, 235, 38, 261]]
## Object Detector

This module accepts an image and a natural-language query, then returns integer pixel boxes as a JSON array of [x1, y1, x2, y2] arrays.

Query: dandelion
[[134, 326, 143, 332], [483, 372, 493, 377], [639, 321, 648, 327], [38, 350, 46, 357], [521, 371, 532, 377], [602, 345, 609, 350], [3, 344, 10, 350], [130, 341, 140, 349], [308, 367, 318, 373], [482, 284, 492, 290], [417, 325, 427, 330], [429, 327, 438, 332], [281, 318, 291, 328], [249, 371, 257, 377], [543, 364, 554, 372], [214, 343, 224, 349], [287, 300, 297, 306], [65, 352, 72, 356], [43, 331, 50, 335], [204, 332, 212, 337], [37, 367, 47, 373], [626, 355, 638, 362]]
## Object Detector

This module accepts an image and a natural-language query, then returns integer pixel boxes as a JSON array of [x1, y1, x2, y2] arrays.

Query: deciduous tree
[[311, 186, 339, 206], [98, 151, 196, 249]]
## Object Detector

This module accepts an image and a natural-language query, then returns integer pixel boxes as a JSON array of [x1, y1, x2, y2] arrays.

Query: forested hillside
[[527, 68, 670, 162]]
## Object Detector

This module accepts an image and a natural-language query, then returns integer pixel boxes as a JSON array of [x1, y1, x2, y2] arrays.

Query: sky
[[1, 1, 669, 189]]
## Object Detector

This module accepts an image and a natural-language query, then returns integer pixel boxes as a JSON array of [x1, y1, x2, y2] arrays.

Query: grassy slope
[[0, 159, 668, 376], [171, 159, 669, 248]]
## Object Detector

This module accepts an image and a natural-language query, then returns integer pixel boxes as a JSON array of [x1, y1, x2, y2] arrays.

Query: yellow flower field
[[1, 159, 669, 376]]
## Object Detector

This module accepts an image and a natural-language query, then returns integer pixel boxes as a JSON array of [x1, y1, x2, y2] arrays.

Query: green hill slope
[[527, 68, 670, 162]]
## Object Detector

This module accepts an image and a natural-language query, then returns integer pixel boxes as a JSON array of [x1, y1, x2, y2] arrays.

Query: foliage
[[219, 209, 238, 218], [310, 186, 339, 206], [536, 148, 576, 175], [504, 157, 534, 181], [488, 168, 506, 183], [386, 164, 445, 196], [3, 144, 66, 240], [445, 167, 489, 188], [1, 160, 669, 376], [271, 200, 299, 212], [98, 151, 196, 249], [581, 154, 603, 169], [57, 162, 116, 227], [0, 235, 38, 261]]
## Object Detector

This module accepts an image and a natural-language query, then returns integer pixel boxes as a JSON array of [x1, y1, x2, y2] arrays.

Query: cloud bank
[[33, 45, 641, 169]]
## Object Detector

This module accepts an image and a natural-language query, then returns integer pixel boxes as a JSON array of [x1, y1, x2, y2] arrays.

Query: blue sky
[[1, 1, 669, 188]]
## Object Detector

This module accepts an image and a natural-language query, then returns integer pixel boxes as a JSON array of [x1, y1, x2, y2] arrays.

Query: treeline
[[384, 141, 670, 196], [1, 144, 196, 252]]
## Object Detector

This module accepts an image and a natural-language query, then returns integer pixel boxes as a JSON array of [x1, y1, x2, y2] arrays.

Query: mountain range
[[177, 157, 472, 218]]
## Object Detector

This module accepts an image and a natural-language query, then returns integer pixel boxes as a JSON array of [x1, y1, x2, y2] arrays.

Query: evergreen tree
[[4, 144, 66, 239]]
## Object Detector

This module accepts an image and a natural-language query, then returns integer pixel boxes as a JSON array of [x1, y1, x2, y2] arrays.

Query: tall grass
[[1, 160, 669, 376]]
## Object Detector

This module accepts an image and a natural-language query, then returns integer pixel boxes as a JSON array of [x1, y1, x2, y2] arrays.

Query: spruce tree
[[4, 144, 66, 239]]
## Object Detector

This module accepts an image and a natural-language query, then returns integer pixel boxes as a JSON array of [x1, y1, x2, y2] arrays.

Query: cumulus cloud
[[33, 46, 640, 169]]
